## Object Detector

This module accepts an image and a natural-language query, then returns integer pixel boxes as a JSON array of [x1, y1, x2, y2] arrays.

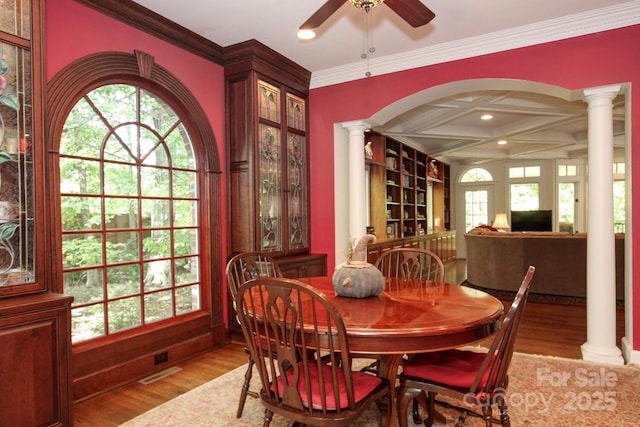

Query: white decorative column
[[581, 86, 624, 365], [342, 122, 368, 245]]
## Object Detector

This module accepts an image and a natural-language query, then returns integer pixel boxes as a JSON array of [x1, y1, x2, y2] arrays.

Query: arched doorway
[[335, 78, 630, 362]]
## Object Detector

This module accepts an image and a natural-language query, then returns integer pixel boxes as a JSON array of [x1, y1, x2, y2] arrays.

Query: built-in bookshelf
[[366, 132, 449, 241], [428, 156, 446, 233]]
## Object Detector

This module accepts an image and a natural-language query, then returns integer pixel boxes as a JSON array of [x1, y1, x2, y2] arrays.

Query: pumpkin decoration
[[332, 234, 384, 298]]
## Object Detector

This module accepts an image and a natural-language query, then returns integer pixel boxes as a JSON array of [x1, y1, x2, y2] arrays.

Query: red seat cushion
[[276, 362, 382, 410], [403, 349, 493, 389]]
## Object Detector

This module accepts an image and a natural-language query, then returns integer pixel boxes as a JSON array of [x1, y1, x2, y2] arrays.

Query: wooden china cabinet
[[0, 1, 73, 426], [224, 41, 326, 330]]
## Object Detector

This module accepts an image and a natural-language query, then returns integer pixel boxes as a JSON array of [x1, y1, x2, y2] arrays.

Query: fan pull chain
[[361, 9, 375, 77]]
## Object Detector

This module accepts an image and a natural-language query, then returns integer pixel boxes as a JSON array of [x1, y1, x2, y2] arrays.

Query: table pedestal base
[[377, 354, 404, 427]]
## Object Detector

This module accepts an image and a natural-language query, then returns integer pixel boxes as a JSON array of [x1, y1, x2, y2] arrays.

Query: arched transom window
[[59, 83, 201, 343], [460, 167, 493, 182]]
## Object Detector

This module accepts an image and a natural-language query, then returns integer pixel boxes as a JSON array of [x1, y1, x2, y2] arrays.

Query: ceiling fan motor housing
[[349, 0, 384, 12]]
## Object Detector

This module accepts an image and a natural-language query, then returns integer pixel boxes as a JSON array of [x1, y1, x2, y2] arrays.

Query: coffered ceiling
[[374, 90, 626, 165]]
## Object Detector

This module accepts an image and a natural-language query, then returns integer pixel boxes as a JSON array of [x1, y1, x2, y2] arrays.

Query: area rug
[[121, 353, 640, 426]]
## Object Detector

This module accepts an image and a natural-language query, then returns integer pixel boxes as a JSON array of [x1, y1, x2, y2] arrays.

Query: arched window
[[59, 84, 201, 342], [46, 52, 222, 365], [460, 167, 493, 182]]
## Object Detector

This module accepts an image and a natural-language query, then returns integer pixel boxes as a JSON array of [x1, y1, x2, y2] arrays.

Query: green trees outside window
[[60, 84, 200, 343]]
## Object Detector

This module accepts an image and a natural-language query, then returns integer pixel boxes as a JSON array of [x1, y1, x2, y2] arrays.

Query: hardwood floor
[[72, 343, 249, 426], [72, 261, 626, 426]]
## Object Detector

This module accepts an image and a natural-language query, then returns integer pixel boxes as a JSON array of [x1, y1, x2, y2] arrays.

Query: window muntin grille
[[60, 84, 201, 343]]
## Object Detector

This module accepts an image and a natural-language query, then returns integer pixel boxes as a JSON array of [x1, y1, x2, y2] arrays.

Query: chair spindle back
[[235, 277, 357, 417], [470, 265, 536, 396], [374, 248, 445, 282], [226, 251, 283, 300]]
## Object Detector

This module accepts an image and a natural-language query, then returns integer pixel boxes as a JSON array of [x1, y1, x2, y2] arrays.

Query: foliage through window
[[614, 180, 625, 233], [60, 84, 201, 343], [464, 189, 489, 232], [510, 183, 539, 211], [509, 164, 541, 211], [613, 163, 625, 232], [558, 182, 576, 232]]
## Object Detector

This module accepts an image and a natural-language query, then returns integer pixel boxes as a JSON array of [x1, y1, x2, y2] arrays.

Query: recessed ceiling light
[[297, 29, 316, 40], [498, 140, 507, 145], [481, 114, 493, 120]]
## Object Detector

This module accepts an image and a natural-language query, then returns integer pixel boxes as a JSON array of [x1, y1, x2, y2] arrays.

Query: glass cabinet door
[[256, 79, 308, 255], [285, 93, 308, 250], [258, 80, 282, 252], [259, 123, 282, 252], [0, 0, 39, 295], [286, 132, 307, 250]]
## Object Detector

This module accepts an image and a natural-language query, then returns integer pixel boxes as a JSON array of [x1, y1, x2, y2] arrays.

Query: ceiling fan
[[299, 0, 436, 30]]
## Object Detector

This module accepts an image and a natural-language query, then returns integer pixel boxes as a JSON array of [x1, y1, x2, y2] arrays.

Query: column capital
[[583, 85, 621, 102], [341, 120, 371, 133]]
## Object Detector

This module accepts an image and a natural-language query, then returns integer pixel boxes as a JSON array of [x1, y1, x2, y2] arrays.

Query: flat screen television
[[510, 210, 552, 232]]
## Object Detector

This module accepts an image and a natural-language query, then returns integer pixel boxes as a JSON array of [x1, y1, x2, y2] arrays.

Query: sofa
[[465, 227, 624, 300]]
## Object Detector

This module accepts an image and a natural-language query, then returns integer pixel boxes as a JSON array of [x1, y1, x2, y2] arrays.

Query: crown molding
[[310, 1, 640, 89], [73, 0, 225, 65]]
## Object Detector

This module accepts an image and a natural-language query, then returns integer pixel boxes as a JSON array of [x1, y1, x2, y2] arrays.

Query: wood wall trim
[[73, 0, 225, 65], [224, 39, 311, 92], [134, 49, 155, 79], [73, 333, 217, 401], [46, 51, 221, 172]]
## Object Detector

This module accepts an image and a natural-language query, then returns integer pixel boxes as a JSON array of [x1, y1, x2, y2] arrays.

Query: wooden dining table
[[297, 276, 504, 427]]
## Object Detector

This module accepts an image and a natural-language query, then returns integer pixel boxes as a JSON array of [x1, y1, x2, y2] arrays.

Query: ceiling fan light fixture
[[349, 0, 384, 12], [297, 29, 316, 40]]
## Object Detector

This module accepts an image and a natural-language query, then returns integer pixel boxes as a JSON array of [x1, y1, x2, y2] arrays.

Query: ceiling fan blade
[[384, 0, 436, 28], [299, 0, 347, 30]]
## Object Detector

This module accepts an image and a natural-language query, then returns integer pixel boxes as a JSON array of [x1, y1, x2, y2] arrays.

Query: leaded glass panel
[[259, 124, 281, 251]]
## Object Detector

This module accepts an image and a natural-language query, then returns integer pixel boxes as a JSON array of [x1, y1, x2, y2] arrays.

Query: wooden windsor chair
[[225, 251, 283, 418], [235, 276, 390, 426], [397, 266, 536, 427], [363, 248, 446, 377]]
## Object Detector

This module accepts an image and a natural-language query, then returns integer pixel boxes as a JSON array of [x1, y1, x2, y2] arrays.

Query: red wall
[[308, 25, 640, 349]]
